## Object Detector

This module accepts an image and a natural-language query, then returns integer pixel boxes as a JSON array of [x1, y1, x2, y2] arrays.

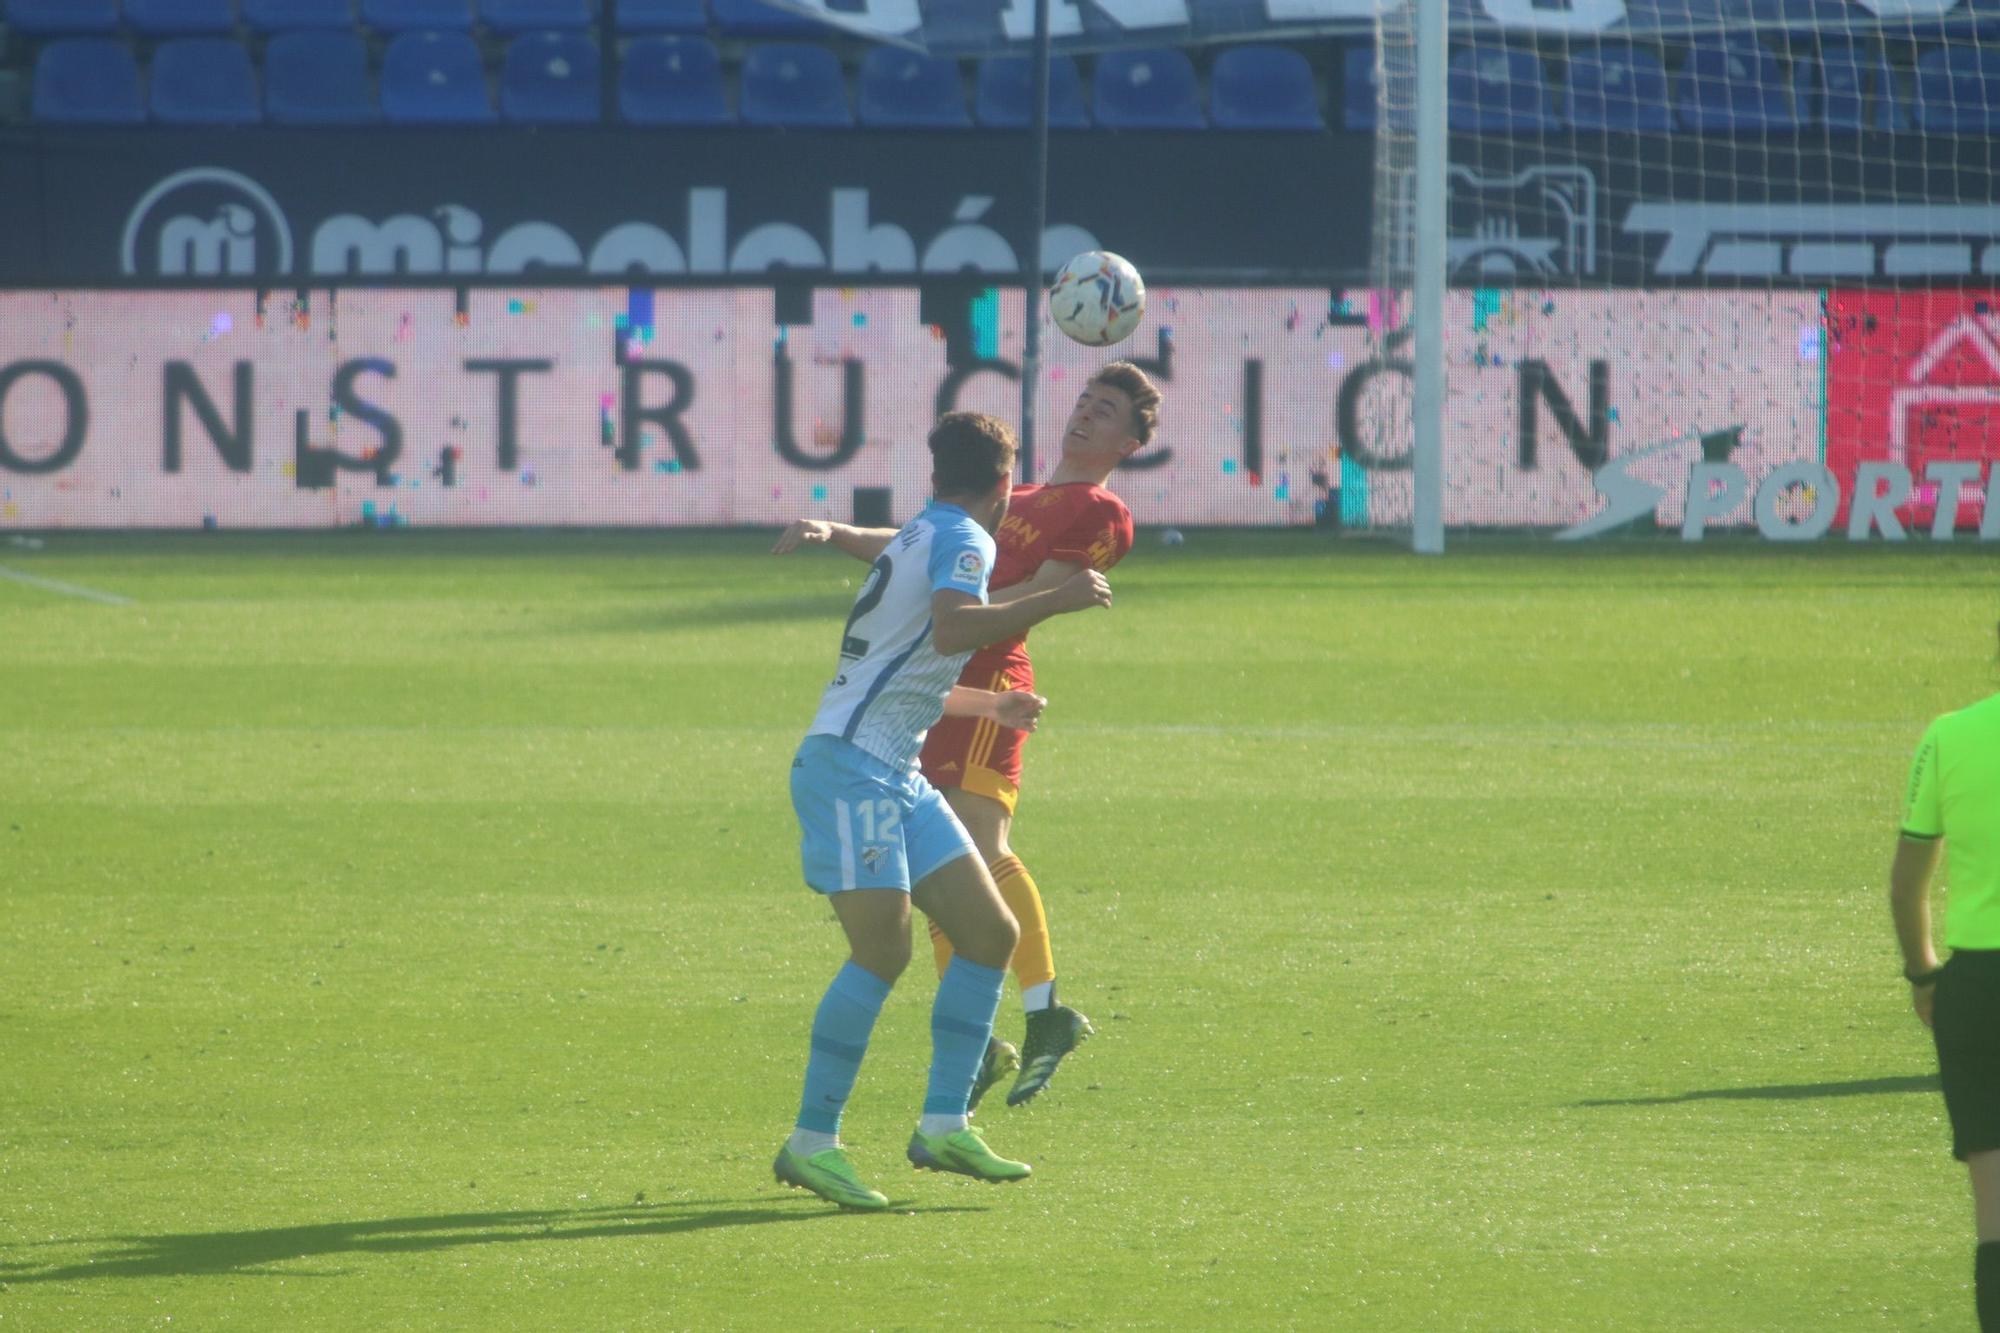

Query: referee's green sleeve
[[1902, 722, 1944, 840]]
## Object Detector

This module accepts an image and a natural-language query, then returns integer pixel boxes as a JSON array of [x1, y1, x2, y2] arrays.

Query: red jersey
[[978, 481, 1134, 670]]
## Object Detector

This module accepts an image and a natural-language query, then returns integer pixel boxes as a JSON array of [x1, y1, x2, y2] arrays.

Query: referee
[[1891, 625, 2000, 1332]]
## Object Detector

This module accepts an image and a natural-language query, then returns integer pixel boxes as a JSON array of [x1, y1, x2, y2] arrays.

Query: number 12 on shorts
[[851, 798, 900, 843]]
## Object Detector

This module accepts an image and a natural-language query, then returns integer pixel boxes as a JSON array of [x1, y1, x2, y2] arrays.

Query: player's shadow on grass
[[0, 1198, 982, 1284], [1575, 1073, 1940, 1108]]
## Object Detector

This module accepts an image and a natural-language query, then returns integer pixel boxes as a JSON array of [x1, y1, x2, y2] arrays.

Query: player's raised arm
[[988, 559, 1086, 606], [931, 570, 1110, 656], [942, 686, 1047, 732], [771, 519, 899, 560]]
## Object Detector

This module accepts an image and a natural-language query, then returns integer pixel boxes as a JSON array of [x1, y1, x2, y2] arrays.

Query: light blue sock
[[923, 957, 1005, 1119], [795, 961, 892, 1135]]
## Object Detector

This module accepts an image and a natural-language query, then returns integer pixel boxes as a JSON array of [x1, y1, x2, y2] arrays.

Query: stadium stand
[[150, 36, 260, 124], [974, 53, 1089, 129], [739, 40, 850, 126], [1092, 47, 1204, 129], [31, 39, 144, 123], [857, 46, 970, 129], [620, 33, 732, 124], [1210, 44, 1324, 130], [379, 30, 495, 123], [264, 28, 377, 124], [500, 30, 601, 123]]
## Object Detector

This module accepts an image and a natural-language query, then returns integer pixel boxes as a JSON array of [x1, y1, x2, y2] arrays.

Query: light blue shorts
[[790, 733, 976, 895]]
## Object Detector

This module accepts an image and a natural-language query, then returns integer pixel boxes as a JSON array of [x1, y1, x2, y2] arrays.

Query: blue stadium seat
[[1562, 43, 1670, 130], [974, 54, 1088, 128], [1795, 39, 1903, 131], [32, 39, 144, 123], [501, 31, 600, 122], [1674, 36, 1795, 130], [620, 34, 730, 123], [1448, 45, 1552, 131], [1209, 44, 1323, 130], [265, 29, 376, 123], [1341, 40, 1376, 130], [857, 47, 967, 128], [151, 37, 262, 124], [361, 0, 471, 32], [126, 0, 236, 34], [1913, 44, 2000, 132], [712, 0, 829, 38], [482, 0, 595, 33], [8, 0, 121, 35], [739, 41, 849, 126], [1092, 48, 1203, 129], [616, 0, 706, 31], [244, 0, 354, 30], [380, 30, 495, 122]]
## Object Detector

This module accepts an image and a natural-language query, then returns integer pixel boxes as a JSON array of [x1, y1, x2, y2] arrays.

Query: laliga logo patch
[[954, 550, 984, 581]]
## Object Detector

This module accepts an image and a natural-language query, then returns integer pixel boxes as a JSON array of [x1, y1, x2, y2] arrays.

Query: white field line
[[0, 565, 132, 606]]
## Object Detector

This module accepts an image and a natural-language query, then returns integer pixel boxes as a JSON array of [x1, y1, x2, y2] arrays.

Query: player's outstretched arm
[[943, 686, 1047, 733], [771, 520, 898, 561], [931, 569, 1111, 656], [989, 559, 1086, 606]]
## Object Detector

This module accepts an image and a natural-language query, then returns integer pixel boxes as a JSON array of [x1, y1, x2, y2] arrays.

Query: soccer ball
[[1048, 250, 1145, 347]]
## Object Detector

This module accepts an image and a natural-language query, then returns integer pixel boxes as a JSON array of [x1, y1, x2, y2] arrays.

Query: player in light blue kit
[[774, 412, 1113, 1210]]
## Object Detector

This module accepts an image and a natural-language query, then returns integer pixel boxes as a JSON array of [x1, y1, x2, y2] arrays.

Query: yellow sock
[[927, 916, 954, 980], [990, 854, 1055, 996]]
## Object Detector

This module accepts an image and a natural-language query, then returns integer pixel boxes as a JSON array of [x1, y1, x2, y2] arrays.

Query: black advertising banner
[[0, 128, 1367, 289]]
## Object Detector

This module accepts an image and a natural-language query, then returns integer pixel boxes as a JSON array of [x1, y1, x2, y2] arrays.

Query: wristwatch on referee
[[1905, 963, 1947, 986]]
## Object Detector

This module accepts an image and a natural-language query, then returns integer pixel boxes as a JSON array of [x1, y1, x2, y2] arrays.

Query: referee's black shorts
[[1934, 949, 2000, 1160]]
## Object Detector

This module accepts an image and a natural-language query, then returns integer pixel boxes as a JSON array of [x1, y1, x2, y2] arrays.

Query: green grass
[[1, 530, 1993, 1330]]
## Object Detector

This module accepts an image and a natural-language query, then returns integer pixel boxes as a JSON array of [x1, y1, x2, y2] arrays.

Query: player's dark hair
[[1089, 361, 1162, 446], [929, 412, 1017, 498]]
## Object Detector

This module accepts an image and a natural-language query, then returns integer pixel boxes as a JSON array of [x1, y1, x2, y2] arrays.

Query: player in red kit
[[774, 362, 1161, 1107]]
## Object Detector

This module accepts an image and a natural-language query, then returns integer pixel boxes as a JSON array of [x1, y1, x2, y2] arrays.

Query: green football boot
[[905, 1124, 1032, 1182], [1006, 1003, 1094, 1106], [967, 1037, 1021, 1114], [773, 1144, 890, 1211]]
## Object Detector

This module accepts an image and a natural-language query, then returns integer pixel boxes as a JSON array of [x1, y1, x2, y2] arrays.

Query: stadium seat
[[616, 0, 706, 31], [380, 30, 495, 123], [974, 54, 1088, 128], [31, 39, 144, 123], [1092, 47, 1203, 129], [620, 34, 730, 123], [1795, 39, 1903, 131], [482, 0, 595, 33], [1209, 44, 1323, 130], [501, 30, 600, 122], [265, 29, 377, 123], [244, 0, 355, 30], [1341, 40, 1376, 130], [361, 0, 471, 32], [125, 0, 236, 34], [739, 41, 850, 126], [150, 37, 262, 124], [1913, 44, 2000, 132], [712, 0, 829, 38], [7, 0, 121, 35], [857, 47, 968, 128], [1448, 45, 1553, 131], [1562, 43, 1671, 130], [1674, 36, 1796, 130]]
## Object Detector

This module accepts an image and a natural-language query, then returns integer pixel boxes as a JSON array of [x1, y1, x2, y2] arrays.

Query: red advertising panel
[[1827, 289, 2000, 531]]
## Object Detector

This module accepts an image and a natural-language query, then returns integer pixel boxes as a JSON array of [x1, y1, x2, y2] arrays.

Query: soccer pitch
[[2, 530, 1992, 1329]]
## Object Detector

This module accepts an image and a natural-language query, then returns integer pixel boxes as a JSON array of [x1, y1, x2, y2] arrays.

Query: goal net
[[1361, 0, 2000, 542]]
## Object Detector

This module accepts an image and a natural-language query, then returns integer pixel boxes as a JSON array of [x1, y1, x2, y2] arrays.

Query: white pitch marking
[[0, 565, 132, 606]]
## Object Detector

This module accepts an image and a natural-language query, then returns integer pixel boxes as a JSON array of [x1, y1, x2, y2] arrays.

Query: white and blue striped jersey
[[806, 501, 994, 772]]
